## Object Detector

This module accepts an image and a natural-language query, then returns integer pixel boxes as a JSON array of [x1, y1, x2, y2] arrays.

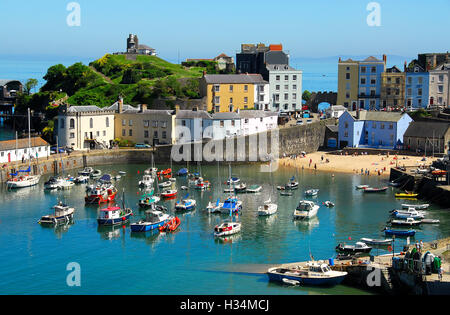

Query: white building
[[267, 64, 303, 113], [175, 109, 213, 144], [0, 137, 50, 164], [56, 105, 115, 151], [211, 112, 242, 140], [254, 82, 271, 111], [429, 63, 450, 108], [326, 105, 347, 119], [239, 110, 278, 136]]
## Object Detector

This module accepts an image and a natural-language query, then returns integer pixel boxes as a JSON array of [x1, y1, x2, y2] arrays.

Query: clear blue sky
[[0, 0, 448, 61]]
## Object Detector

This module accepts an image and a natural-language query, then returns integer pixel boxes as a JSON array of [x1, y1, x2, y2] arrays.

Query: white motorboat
[[139, 174, 154, 188], [206, 199, 223, 213], [324, 201, 335, 208], [59, 180, 75, 190], [305, 189, 319, 196], [393, 209, 425, 220], [44, 176, 64, 190], [90, 169, 102, 179], [293, 200, 319, 220], [214, 221, 241, 237], [74, 175, 89, 184], [258, 199, 278, 216], [38, 202, 75, 226], [401, 203, 429, 210], [336, 242, 372, 254], [390, 217, 422, 226], [78, 167, 94, 176], [356, 185, 370, 190], [360, 238, 393, 246]]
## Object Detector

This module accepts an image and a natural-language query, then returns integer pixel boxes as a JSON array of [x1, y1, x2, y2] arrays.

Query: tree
[[24, 78, 38, 95], [302, 90, 312, 103]]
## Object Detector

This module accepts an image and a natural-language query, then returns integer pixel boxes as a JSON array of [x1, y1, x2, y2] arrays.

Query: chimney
[[383, 54, 387, 64], [404, 61, 407, 72], [202, 70, 207, 77], [433, 55, 437, 68], [175, 105, 180, 115], [356, 108, 360, 120], [118, 96, 124, 114], [192, 106, 198, 112], [339, 57, 342, 62], [139, 104, 147, 113]]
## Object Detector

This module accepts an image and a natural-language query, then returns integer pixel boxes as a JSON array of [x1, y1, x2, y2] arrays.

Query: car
[[50, 146, 66, 154], [135, 143, 151, 149], [65, 147, 74, 153], [306, 119, 313, 124], [296, 120, 303, 125]]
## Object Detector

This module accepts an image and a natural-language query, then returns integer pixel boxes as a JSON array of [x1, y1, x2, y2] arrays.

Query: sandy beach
[[279, 151, 439, 178]]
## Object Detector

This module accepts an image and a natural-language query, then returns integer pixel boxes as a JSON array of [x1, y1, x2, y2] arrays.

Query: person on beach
[[438, 265, 443, 281], [314, 163, 317, 170]]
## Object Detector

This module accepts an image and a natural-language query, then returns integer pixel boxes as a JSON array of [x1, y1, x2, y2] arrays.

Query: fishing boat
[[258, 199, 278, 216], [206, 199, 223, 213], [78, 167, 94, 176], [305, 189, 319, 197], [293, 200, 319, 220], [85, 183, 118, 204], [74, 175, 89, 184], [214, 221, 241, 237], [38, 201, 75, 226], [267, 262, 347, 287], [175, 195, 196, 211], [220, 196, 242, 214], [176, 168, 189, 176], [139, 174, 154, 188], [389, 217, 422, 226], [246, 185, 262, 193], [90, 169, 102, 179], [160, 189, 177, 199], [363, 187, 389, 193], [401, 204, 429, 210], [384, 228, 416, 237], [138, 191, 160, 209], [335, 242, 372, 254], [97, 206, 133, 226], [323, 201, 335, 208], [395, 192, 419, 198], [356, 185, 370, 190], [360, 238, 393, 246], [130, 210, 171, 232], [226, 177, 240, 185], [194, 177, 211, 190], [159, 217, 181, 232]]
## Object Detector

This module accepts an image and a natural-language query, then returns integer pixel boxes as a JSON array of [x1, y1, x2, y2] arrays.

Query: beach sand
[[279, 151, 439, 178]]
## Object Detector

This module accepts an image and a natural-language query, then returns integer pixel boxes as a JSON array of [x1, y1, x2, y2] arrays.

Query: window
[[418, 77, 423, 84], [259, 95, 264, 101], [274, 94, 280, 101], [69, 119, 75, 129], [129, 120, 133, 126], [276, 75, 280, 81], [90, 118, 93, 129], [344, 131, 348, 137], [129, 129, 133, 136], [344, 122, 349, 128], [438, 85, 444, 93], [380, 123, 385, 129], [70, 133, 75, 139], [276, 85, 280, 91], [293, 93, 297, 100], [154, 131, 158, 139], [103, 130, 106, 136], [244, 97, 248, 104], [418, 88, 422, 96], [407, 77, 412, 85], [106, 117, 109, 128], [96, 131, 100, 137], [395, 78, 400, 84], [346, 73, 350, 80], [122, 119, 126, 126], [152, 120, 158, 128], [181, 120, 186, 127], [371, 67, 376, 73], [220, 121, 224, 127], [144, 120, 149, 127], [284, 104, 288, 110], [361, 77, 366, 85], [284, 85, 289, 90], [361, 67, 366, 73], [162, 131, 167, 139], [231, 120, 235, 127], [244, 85, 248, 92], [407, 88, 412, 96], [370, 78, 376, 85], [214, 96, 220, 104], [293, 75, 297, 81], [229, 97, 233, 104], [122, 129, 126, 136], [389, 124, 393, 129], [229, 85, 233, 92], [438, 75, 444, 82], [161, 121, 167, 128], [284, 75, 289, 81], [284, 93, 289, 100], [293, 85, 297, 90], [244, 119, 249, 124], [372, 122, 376, 128], [214, 85, 220, 92]]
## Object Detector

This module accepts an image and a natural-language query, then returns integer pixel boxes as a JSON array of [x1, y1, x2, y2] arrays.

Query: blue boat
[[384, 228, 416, 237], [219, 196, 242, 214], [267, 262, 347, 287], [97, 206, 133, 226], [175, 194, 196, 211], [176, 168, 189, 176], [130, 210, 171, 232]]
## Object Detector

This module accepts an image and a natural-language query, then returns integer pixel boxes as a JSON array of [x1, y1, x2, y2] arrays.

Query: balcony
[[358, 94, 380, 99]]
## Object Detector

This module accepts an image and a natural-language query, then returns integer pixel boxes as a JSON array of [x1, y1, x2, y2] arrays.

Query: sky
[[0, 0, 449, 62]]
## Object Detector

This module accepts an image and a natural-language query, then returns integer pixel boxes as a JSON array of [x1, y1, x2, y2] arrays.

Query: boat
[[280, 191, 293, 196], [181, 186, 188, 190], [360, 238, 393, 246], [157, 168, 172, 176], [138, 191, 161, 209], [58, 179, 75, 190], [432, 169, 447, 176], [258, 199, 278, 216], [293, 200, 319, 220], [74, 175, 89, 184], [389, 217, 422, 226], [78, 167, 94, 176], [395, 192, 418, 198], [214, 221, 241, 237], [169, 177, 177, 182], [118, 171, 127, 175], [356, 185, 370, 190], [85, 183, 118, 204], [421, 219, 440, 224], [206, 199, 223, 213], [335, 242, 372, 254], [194, 177, 211, 190], [384, 228, 416, 237], [226, 177, 240, 185], [267, 262, 347, 287], [130, 210, 171, 232], [393, 210, 425, 220], [220, 196, 242, 215], [90, 169, 102, 179], [158, 181, 172, 188], [233, 183, 247, 193], [97, 206, 133, 226], [176, 168, 189, 176], [305, 189, 319, 197], [363, 187, 388, 193], [175, 195, 196, 211], [139, 174, 154, 188], [323, 201, 335, 208], [38, 201, 75, 226], [160, 189, 177, 199], [401, 204, 429, 210], [6, 109, 41, 189], [246, 185, 262, 193], [286, 176, 299, 190], [389, 181, 401, 187], [159, 217, 181, 232], [44, 176, 64, 190], [113, 175, 121, 181], [391, 207, 426, 216]]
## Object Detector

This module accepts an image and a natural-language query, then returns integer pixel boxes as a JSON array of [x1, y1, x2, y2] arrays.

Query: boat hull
[[97, 214, 132, 226], [130, 219, 169, 232], [267, 271, 346, 287]]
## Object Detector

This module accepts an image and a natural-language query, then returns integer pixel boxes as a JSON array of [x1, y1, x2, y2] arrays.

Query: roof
[[212, 112, 240, 120], [138, 44, 155, 50], [348, 110, 407, 122], [203, 74, 267, 84], [67, 105, 103, 113], [239, 110, 278, 119], [361, 56, 384, 63], [404, 121, 450, 138], [176, 110, 212, 120], [106, 102, 136, 112], [326, 125, 339, 133], [266, 64, 298, 72], [0, 137, 49, 151]]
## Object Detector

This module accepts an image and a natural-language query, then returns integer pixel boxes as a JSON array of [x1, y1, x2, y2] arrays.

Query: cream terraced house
[[56, 105, 115, 150], [109, 100, 176, 146]]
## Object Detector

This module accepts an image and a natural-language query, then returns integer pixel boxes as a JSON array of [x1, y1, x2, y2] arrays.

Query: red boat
[[85, 184, 118, 204], [161, 189, 178, 198], [157, 168, 172, 176], [159, 217, 181, 232]]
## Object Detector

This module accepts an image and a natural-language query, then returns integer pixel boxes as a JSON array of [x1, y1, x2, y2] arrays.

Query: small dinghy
[[336, 242, 372, 254], [246, 185, 262, 193], [383, 228, 416, 237], [158, 181, 172, 188], [356, 185, 370, 190], [90, 169, 102, 179], [360, 238, 393, 246], [118, 171, 126, 175], [282, 278, 300, 286], [280, 191, 293, 196], [159, 217, 181, 233], [161, 189, 177, 199], [402, 204, 429, 210], [214, 221, 241, 237], [363, 187, 388, 193], [38, 202, 75, 226], [181, 186, 188, 190], [323, 201, 335, 208], [305, 189, 319, 197], [395, 192, 418, 198], [389, 217, 422, 226]]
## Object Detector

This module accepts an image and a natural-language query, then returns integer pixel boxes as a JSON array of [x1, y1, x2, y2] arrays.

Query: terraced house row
[[56, 97, 278, 151], [337, 53, 450, 110]]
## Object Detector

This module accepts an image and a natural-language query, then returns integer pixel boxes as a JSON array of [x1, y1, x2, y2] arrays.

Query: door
[[7, 152, 10, 163]]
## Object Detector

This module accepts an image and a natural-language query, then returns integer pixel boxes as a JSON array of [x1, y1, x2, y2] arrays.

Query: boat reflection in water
[[214, 233, 242, 245], [294, 217, 319, 232], [97, 225, 126, 241]]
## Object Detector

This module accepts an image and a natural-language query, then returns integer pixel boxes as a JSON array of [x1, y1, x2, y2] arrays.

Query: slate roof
[[0, 137, 49, 151], [212, 112, 240, 120], [266, 64, 299, 72], [67, 105, 103, 113], [203, 74, 267, 84], [238, 110, 278, 118], [404, 121, 450, 138], [175, 110, 212, 120], [348, 110, 407, 122]]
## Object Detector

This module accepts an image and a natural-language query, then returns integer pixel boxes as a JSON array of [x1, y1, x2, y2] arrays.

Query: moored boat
[[384, 228, 416, 237], [97, 206, 133, 226], [356, 185, 370, 190], [389, 217, 422, 226], [395, 192, 418, 198], [175, 196, 196, 211], [335, 242, 372, 254], [360, 238, 393, 246], [323, 201, 335, 208], [258, 199, 278, 216], [305, 189, 319, 197], [74, 175, 89, 184], [401, 203, 429, 210], [160, 189, 177, 199], [159, 216, 181, 232], [139, 174, 154, 188], [85, 184, 118, 204], [38, 202, 75, 226], [206, 199, 223, 213], [130, 210, 171, 232], [214, 221, 241, 237], [90, 169, 102, 179], [246, 185, 262, 193], [78, 167, 94, 176], [138, 191, 160, 209], [293, 200, 319, 220], [219, 196, 242, 214], [363, 187, 389, 193]]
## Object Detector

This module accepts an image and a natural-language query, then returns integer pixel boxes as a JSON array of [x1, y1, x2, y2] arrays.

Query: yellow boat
[[395, 193, 418, 198]]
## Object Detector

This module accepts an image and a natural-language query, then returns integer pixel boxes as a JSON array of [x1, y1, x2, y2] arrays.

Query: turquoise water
[[0, 163, 449, 295]]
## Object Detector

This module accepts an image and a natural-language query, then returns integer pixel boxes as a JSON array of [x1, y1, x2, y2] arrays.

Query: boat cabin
[[145, 210, 166, 223], [99, 207, 122, 220], [296, 201, 315, 211]]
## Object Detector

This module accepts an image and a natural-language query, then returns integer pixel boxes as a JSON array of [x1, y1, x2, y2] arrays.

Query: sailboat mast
[[28, 108, 31, 169]]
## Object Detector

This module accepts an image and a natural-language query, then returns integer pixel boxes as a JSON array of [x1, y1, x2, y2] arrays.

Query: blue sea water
[[0, 163, 448, 295]]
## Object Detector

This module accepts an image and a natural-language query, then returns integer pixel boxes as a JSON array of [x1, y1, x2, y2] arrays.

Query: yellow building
[[199, 74, 269, 112], [337, 58, 359, 110], [380, 66, 406, 110]]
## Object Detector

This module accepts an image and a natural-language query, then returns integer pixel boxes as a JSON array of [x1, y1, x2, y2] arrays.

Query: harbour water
[[0, 163, 449, 295]]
